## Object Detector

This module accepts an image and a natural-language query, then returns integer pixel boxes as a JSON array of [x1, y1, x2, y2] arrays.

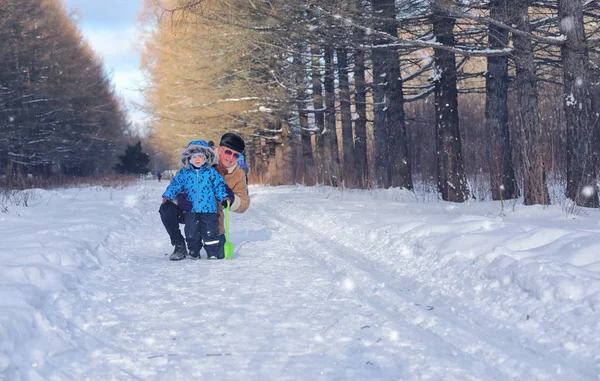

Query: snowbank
[[1, 182, 599, 379], [0, 183, 154, 380], [253, 185, 600, 376]]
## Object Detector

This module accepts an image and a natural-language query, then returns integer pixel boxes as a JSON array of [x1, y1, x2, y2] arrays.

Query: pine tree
[[114, 142, 150, 175]]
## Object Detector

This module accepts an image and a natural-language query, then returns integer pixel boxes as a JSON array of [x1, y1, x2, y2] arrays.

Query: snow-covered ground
[[1, 181, 599, 380]]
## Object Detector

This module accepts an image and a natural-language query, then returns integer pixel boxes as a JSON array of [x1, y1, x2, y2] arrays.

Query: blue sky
[[61, 0, 147, 129]]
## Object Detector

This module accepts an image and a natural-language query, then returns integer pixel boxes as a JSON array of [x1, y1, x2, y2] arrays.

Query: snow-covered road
[[1, 182, 599, 380]]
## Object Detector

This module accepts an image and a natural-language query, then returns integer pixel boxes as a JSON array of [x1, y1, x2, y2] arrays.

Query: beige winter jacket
[[218, 164, 250, 235]]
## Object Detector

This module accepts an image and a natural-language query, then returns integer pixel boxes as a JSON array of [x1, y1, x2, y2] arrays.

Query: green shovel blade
[[224, 201, 233, 259], [224, 241, 234, 259]]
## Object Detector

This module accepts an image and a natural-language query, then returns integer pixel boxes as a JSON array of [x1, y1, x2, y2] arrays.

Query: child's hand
[[175, 193, 193, 212], [162, 197, 170, 204], [221, 197, 232, 208], [225, 184, 235, 200]]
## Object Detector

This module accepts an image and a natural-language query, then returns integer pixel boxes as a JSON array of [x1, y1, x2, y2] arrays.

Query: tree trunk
[[512, 0, 549, 205], [311, 43, 326, 184], [270, 120, 290, 186], [353, 36, 369, 188], [380, 0, 412, 190], [431, 1, 469, 202], [371, 0, 391, 188], [486, 0, 518, 201], [246, 138, 255, 182], [337, 46, 356, 188], [559, 0, 599, 208], [294, 52, 316, 185], [290, 127, 304, 185], [253, 134, 268, 183], [324, 44, 341, 187], [282, 123, 295, 185]]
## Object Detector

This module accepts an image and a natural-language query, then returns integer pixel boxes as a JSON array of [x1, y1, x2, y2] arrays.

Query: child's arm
[[162, 169, 185, 201]]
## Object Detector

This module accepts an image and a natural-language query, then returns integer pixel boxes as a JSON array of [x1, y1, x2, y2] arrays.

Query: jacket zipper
[[195, 169, 199, 211]]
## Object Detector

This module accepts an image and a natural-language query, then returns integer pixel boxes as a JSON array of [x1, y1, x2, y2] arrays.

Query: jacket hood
[[187, 140, 209, 148], [180, 143, 217, 169]]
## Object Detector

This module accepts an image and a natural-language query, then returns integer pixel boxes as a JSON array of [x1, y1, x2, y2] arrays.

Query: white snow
[[566, 93, 577, 107], [258, 106, 273, 113], [1, 182, 599, 380]]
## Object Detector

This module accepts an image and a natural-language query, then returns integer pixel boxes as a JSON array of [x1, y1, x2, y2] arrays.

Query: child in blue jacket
[[162, 140, 231, 260], [237, 153, 249, 184]]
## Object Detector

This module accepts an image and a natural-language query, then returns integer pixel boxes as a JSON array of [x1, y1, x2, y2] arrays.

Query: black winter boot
[[188, 251, 200, 260], [169, 242, 187, 261]]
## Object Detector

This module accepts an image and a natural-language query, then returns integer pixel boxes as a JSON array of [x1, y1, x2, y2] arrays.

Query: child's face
[[191, 155, 205, 166]]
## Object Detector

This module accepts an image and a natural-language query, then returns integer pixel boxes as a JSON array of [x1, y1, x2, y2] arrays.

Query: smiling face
[[190, 154, 205, 167], [218, 146, 241, 168]]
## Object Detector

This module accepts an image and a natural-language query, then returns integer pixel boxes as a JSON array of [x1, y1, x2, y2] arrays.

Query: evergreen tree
[[114, 142, 150, 175]]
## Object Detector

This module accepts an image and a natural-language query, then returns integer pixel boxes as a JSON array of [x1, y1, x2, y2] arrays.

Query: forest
[[0, 0, 130, 187], [2, 0, 600, 208], [140, 0, 600, 207]]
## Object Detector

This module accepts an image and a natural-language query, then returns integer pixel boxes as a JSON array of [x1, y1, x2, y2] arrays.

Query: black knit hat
[[219, 132, 246, 153]]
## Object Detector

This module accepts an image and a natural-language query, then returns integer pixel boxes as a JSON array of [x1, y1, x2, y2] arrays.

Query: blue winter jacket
[[237, 153, 248, 169], [163, 165, 228, 213], [162, 140, 228, 213]]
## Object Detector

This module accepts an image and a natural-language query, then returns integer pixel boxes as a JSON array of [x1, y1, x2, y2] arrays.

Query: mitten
[[221, 197, 233, 208], [175, 192, 193, 212], [225, 184, 235, 202]]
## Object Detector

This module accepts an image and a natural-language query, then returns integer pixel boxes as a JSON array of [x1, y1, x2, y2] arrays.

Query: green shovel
[[224, 200, 234, 259]]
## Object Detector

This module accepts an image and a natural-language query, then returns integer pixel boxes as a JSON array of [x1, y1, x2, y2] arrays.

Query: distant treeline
[[0, 0, 130, 188]]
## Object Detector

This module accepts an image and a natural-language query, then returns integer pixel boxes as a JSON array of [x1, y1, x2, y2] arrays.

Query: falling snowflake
[[560, 16, 575, 33], [342, 277, 355, 291], [581, 186, 595, 197], [144, 337, 156, 345]]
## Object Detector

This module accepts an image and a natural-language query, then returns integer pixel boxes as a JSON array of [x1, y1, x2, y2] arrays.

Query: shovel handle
[[225, 200, 230, 241]]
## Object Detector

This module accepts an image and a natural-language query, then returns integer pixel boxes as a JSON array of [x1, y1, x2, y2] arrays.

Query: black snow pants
[[159, 201, 225, 259]]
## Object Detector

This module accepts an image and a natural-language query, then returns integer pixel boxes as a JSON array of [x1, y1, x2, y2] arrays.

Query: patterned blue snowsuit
[[162, 143, 229, 257]]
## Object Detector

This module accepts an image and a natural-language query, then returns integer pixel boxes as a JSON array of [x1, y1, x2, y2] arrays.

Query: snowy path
[[2, 182, 599, 380]]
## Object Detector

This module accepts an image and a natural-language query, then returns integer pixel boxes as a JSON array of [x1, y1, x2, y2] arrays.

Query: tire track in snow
[[255, 200, 593, 381], [252, 205, 511, 379]]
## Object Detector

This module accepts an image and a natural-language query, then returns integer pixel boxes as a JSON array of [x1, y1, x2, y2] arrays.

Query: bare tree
[[353, 30, 370, 188], [512, 0, 550, 205], [295, 51, 317, 185], [371, 0, 392, 188], [431, 0, 469, 202], [323, 43, 341, 186], [337, 46, 356, 187], [485, 0, 518, 201], [382, 0, 413, 190], [559, 0, 599, 207]]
